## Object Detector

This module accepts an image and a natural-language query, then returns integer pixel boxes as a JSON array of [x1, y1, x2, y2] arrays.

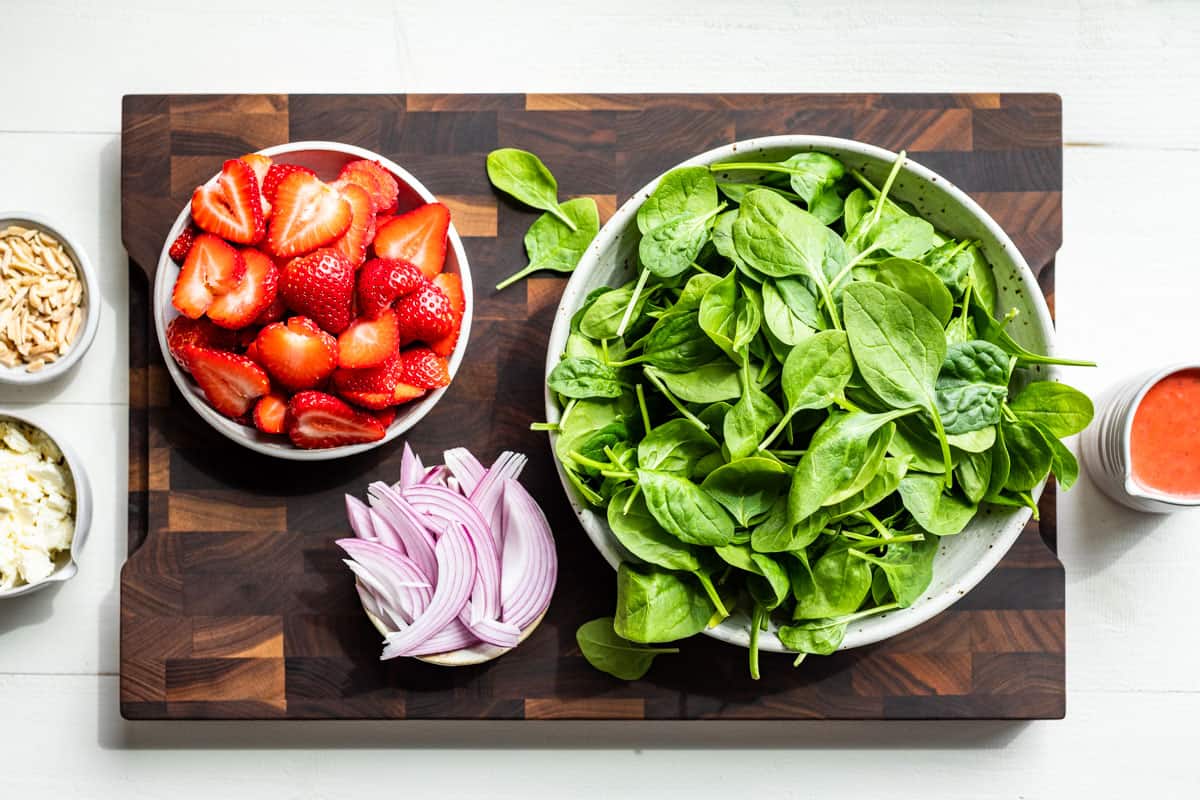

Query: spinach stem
[[635, 383, 652, 435], [601, 469, 637, 480], [748, 604, 765, 681], [829, 243, 881, 289], [766, 449, 808, 458], [643, 367, 709, 430], [495, 263, 538, 291], [845, 532, 924, 549], [927, 403, 955, 490], [616, 268, 650, 338], [689, 260, 713, 275], [566, 450, 612, 472], [758, 410, 795, 452], [548, 204, 578, 232], [1001, 403, 1019, 423], [792, 653, 808, 668], [559, 398, 578, 429], [563, 467, 603, 505], [816, 280, 843, 330], [622, 483, 641, 514], [856, 509, 892, 540], [695, 571, 730, 620], [709, 162, 797, 176], [529, 421, 559, 432]]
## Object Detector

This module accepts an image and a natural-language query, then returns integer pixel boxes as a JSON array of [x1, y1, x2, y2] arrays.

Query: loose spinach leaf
[[934, 340, 1012, 434], [638, 469, 736, 547], [486, 147, 577, 229], [701, 457, 789, 527], [576, 617, 678, 680], [615, 563, 715, 643], [898, 474, 977, 535], [547, 357, 623, 399], [496, 197, 600, 290], [1009, 381, 1095, 437]]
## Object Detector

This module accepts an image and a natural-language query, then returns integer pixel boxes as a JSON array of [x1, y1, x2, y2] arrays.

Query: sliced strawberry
[[171, 234, 245, 318], [400, 346, 451, 389], [191, 159, 265, 244], [262, 163, 315, 206], [427, 325, 461, 358], [372, 203, 450, 279], [332, 352, 403, 409], [336, 160, 399, 215], [207, 248, 279, 330], [236, 326, 259, 350], [279, 248, 355, 334], [243, 337, 263, 367], [168, 224, 199, 264], [238, 153, 274, 219], [253, 293, 288, 326], [331, 182, 376, 267], [254, 316, 338, 392], [356, 258, 423, 319], [166, 316, 238, 372], [337, 388, 396, 410], [393, 382, 427, 404], [266, 172, 352, 258], [286, 391, 386, 449], [252, 392, 288, 435], [393, 280, 456, 344], [185, 346, 270, 418], [432, 273, 465, 315], [337, 308, 399, 369], [370, 407, 397, 428]]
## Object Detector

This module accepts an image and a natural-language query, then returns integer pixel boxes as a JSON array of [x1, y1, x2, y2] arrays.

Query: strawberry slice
[[393, 382, 427, 404], [426, 272, 465, 357], [207, 248, 279, 330], [393, 280, 456, 345], [191, 159, 266, 244], [252, 293, 287, 326], [280, 248, 356, 334], [243, 337, 263, 367], [166, 316, 238, 372], [238, 153, 274, 219], [252, 392, 288, 434], [286, 391, 386, 449], [400, 346, 451, 389], [372, 203, 450, 279], [262, 163, 315, 206], [332, 352, 403, 409], [170, 234, 245, 318], [168, 224, 199, 264], [370, 407, 398, 428], [254, 316, 338, 392], [185, 346, 270, 418], [356, 258, 423, 319], [331, 182, 376, 267], [266, 171, 352, 258], [336, 160, 399, 215], [337, 308, 399, 369]]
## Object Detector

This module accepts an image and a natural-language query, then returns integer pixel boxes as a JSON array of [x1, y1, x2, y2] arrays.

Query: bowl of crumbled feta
[[0, 413, 90, 597]]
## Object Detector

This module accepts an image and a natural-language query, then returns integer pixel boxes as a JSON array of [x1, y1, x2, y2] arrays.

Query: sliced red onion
[[381, 525, 475, 659], [469, 452, 528, 545], [398, 442, 424, 489], [367, 482, 438, 580], [442, 447, 486, 495], [336, 539, 431, 623], [345, 495, 376, 541], [499, 478, 557, 630], [420, 465, 450, 486]]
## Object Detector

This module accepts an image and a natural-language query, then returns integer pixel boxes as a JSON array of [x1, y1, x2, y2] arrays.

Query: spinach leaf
[[969, 295, 1095, 368], [580, 285, 646, 340], [1009, 381, 1095, 437], [875, 258, 954, 326], [1001, 419, 1054, 491], [826, 455, 911, 520], [946, 425, 996, 453], [614, 563, 714, 643], [576, 617, 678, 680], [640, 205, 724, 278], [761, 279, 815, 345], [496, 197, 600, 290], [486, 147, 576, 229], [1040, 426, 1080, 491], [724, 359, 784, 459], [701, 457, 789, 527], [772, 277, 826, 331], [778, 618, 847, 656], [717, 181, 801, 206], [675, 272, 722, 311], [631, 310, 723, 371], [645, 361, 740, 403], [956, 447, 992, 504], [850, 535, 938, 607], [822, 424, 893, 506], [934, 339, 1012, 434], [753, 499, 828, 554], [637, 418, 719, 477], [898, 474, 977, 535], [637, 469, 736, 547], [608, 487, 701, 571], [762, 330, 854, 449], [547, 357, 623, 399], [792, 544, 872, 619], [887, 413, 953, 473], [637, 167, 720, 234], [714, 544, 791, 610]]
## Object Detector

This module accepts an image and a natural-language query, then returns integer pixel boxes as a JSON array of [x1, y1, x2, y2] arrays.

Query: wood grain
[[121, 93, 1065, 720]]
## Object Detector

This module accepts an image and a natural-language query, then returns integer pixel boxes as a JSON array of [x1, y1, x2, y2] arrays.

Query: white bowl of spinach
[[541, 135, 1093, 678]]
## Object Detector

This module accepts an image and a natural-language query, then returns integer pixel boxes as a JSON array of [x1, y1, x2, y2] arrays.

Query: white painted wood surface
[[1, 0, 1198, 795]]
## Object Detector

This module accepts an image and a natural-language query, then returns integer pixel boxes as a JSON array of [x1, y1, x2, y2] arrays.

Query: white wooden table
[[1, 1, 1197, 795]]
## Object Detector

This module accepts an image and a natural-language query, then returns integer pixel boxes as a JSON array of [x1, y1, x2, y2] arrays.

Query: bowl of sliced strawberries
[[154, 141, 471, 459]]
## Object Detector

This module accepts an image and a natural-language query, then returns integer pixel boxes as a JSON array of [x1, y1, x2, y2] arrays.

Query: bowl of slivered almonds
[[0, 213, 99, 384]]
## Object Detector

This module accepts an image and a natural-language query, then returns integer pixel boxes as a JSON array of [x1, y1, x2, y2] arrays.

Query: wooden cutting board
[[121, 93, 1065, 720]]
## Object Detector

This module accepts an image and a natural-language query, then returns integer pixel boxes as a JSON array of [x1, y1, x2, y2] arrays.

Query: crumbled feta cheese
[[0, 420, 75, 589]]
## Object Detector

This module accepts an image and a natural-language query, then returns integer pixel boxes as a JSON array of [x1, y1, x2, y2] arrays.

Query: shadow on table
[[0, 579, 63, 632]]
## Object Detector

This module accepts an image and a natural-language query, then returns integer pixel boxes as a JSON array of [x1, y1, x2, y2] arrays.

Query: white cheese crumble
[[0, 420, 75, 589]]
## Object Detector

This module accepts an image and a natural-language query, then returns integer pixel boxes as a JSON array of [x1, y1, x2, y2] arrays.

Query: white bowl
[[153, 142, 473, 461], [544, 135, 1055, 654], [0, 212, 101, 385], [0, 411, 92, 598]]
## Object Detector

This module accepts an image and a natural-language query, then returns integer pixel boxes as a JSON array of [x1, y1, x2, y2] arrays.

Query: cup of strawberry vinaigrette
[[1081, 363, 1200, 512]]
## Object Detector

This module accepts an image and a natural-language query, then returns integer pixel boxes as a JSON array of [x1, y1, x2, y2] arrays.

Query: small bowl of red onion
[[339, 445, 557, 666]]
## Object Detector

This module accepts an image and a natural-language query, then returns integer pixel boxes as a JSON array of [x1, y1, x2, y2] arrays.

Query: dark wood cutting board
[[121, 93, 1065, 720]]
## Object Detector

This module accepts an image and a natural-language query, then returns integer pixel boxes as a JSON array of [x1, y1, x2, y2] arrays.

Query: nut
[[0, 224, 85, 373]]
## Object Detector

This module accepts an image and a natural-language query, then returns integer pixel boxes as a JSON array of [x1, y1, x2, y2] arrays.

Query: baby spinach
[[495, 197, 600, 290], [724, 360, 783, 459], [778, 618, 847, 656], [1009, 381, 1095, 437], [580, 285, 644, 340], [760, 330, 854, 449], [701, 457, 789, 527], [614, 563, 715, 643], [547, 357, 623, 399], [898, 474, 977, 535], [850, 535, 938, 607], [934, 340, 1012, 434], [1001, 419, 1054, 491], [637, 167, 720, 234], [486, 147, 577, 230], [576, 617, 679, 680], [637, 418, 719, 477], [626, 310, 723, 372], [637, 469, 736, 547], [645, 362, 740, 404], [792, 544, 872, 618], [875, 258, 955, 326]]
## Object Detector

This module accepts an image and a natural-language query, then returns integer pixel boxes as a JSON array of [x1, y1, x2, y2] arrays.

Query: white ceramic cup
[[1081, 363, 1200, 513]]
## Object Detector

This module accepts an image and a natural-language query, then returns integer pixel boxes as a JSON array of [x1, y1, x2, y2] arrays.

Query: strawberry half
[[372, 203, 450, 279], [252, 293, 288, 326], [280, 248, 356, 334], [266, 172, 352, 258], [252, 392, 288, 435], [356, 258, 423, 319], [166, 316, 238, 372], [336, 160, 399, 215], [254, 316, 338, 392], [168, 224, 199, 264], [393, 382, 427, 404], [400, 346, 451, 389], [286, 391, 386, 449], [331, 182, 376, 267], [262, 163, 315, 206], [185, 346, 270, 418], [337, 307, 399, 369], [370, 407, 398, 428], [191, 159, 266, 244], [332, 352, 403, 409], [393, 280, 456, 345], [427, 272, 465, 357], [207, 248, 279, 330], [171, 234, 245, 319], [238, 153, 274, 219]]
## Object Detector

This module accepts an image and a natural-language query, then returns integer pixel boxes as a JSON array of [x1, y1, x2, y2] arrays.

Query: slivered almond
[[0, 224, 85, 372]]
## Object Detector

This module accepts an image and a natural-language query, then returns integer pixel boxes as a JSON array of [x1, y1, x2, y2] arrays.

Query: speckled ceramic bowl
[[544, 135, 1055, 654]]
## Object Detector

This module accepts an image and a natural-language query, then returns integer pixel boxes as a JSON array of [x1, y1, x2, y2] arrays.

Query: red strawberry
[[171, 234, 246, 318], [331, 182, 376, 267], [191, 159, 265, 244], [393, 280, 455, 344], [427, 272, 465, 357], [168, 224, 199, 264], [262, 163, 315, 206], [266, 172, 351, 258], [243, 337, 263, 367], [400, 346, 451, 389], [252, 392, 288, 435], [254, 316, 338, 392], [253, 293, 288, 326], [337, 308, 399, 369], [285, 391, 386, 449], [372, 203, 450, 279], [166, 316, 238, 372], [185, 346, 270, 418], [280, 249, 355, 334], [370, 407, 397, 428], [336, 160, 399, 214], [356, 258, 423, 319], [332, 352, 403, 409], [238, 153, 274, 219], [207, 248, 279, 330], [393, 382, 427, 404]]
